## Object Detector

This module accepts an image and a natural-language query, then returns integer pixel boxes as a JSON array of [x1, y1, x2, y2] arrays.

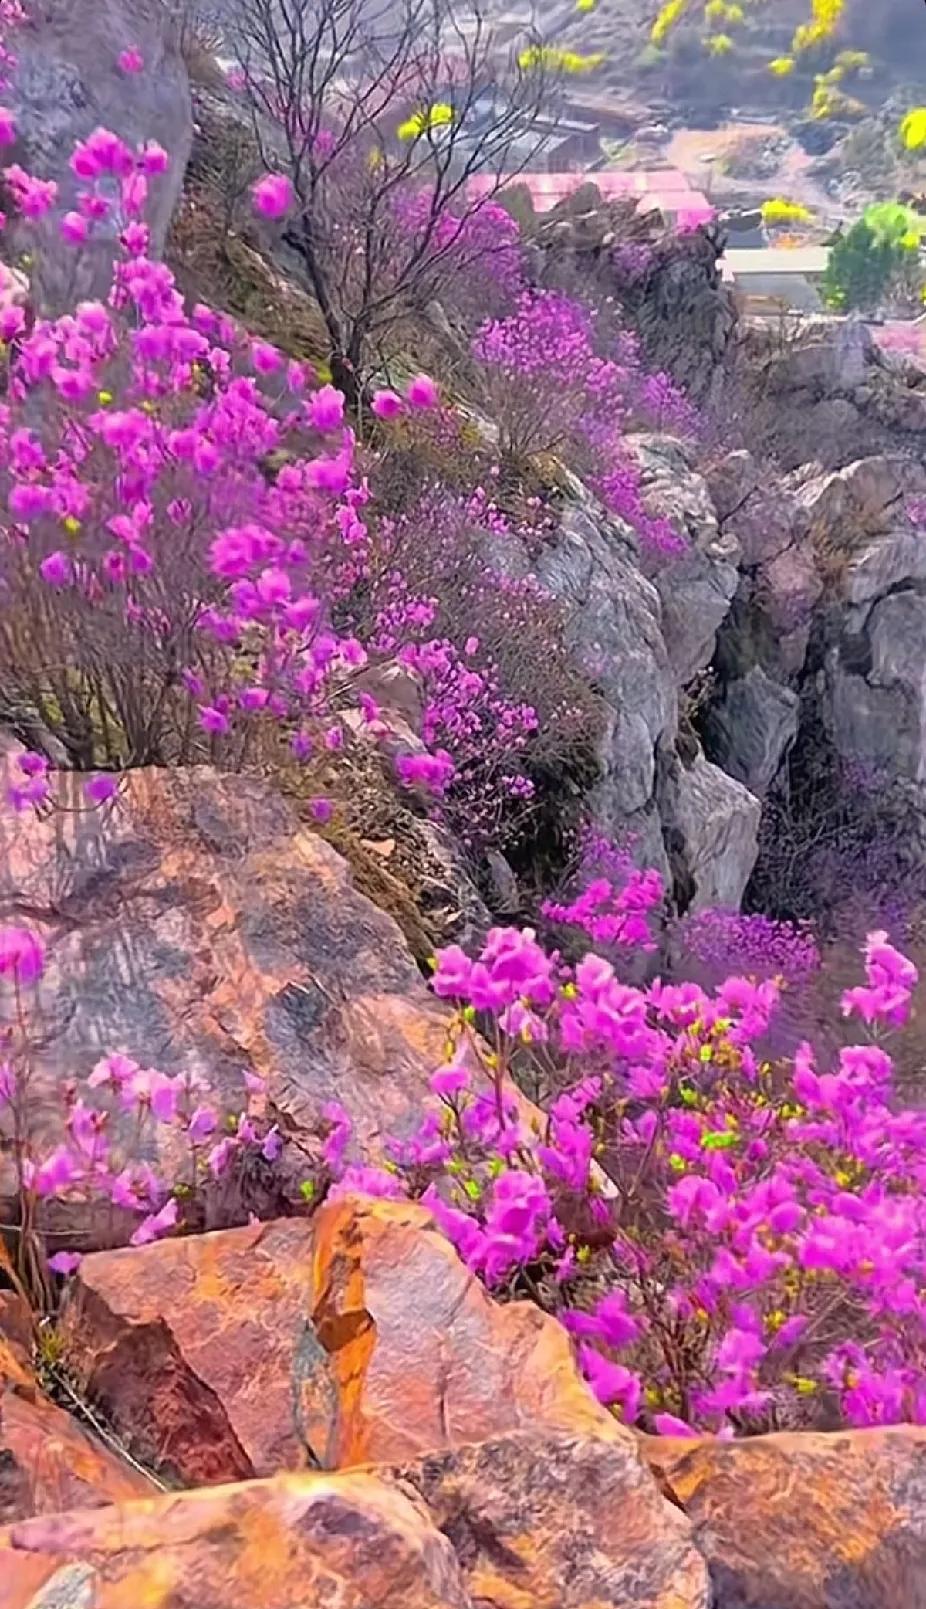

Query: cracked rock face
[[703, 665, 799, 799], [57, 1198, 616, 1484], [0, 756, 455, 1234], [827, 591, 926, 787]]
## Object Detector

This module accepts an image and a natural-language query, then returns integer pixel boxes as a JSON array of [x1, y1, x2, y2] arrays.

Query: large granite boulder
[[704, 665, 799, 797], [50, 1197, 711, 1607], [0, 758, 455, 1233], [635, 435, 740, 684], [646, 1426, 926, 1608], [5, 0, 192, 312], [520, 498, 676, 875], [1, 1470, 474, 1609], [659, 748, 761, 911], [826, 590, 926, 787], [56, 1197, 609, 1484]]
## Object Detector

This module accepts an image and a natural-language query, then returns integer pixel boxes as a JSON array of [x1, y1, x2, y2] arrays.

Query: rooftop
[[721, 246, 832, 278], [467, 169, 712, 220]]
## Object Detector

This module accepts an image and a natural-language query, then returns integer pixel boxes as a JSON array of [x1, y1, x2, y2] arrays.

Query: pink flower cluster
[[0, 932, 283, 1260], [319, 918, 926, 1438], [543, 866, 663, 952], [472, 289, 694, 561], [676, 908, 821, 986], [0, 129, 455, 786]]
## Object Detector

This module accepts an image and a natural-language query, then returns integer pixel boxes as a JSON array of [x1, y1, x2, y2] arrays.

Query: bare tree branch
[[223, 0, 553, 397]]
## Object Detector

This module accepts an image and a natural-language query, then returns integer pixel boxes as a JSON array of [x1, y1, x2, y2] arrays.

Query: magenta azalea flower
[[0, 925, 45, 986], [252, 172, 294, 219]]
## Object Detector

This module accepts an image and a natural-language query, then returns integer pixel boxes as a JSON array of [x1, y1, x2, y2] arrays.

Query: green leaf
[[701, 1130, 738, 1151]]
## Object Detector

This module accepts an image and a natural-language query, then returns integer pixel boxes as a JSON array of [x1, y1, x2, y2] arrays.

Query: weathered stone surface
[[533, 501, 676, 821], [57, 1198, 613, 1485], [705, 449, 759, 525], [645, 1426, 926, 1608], [628, 228, 737, 402], [794, 455, 923, 543], [307, 1195, 613, 1469], [0, 1295, 152, 1522], [660, 750, 761, 911], [704, 666, 799, 797], [656, 540, 740, 685], [727, 492, 797, 569], [758, 543, 823, 636], [765, 317, 877, 396], [1, 1469, 471, 1609], [397, 1429, 710, 1609], [57, 1217, 321, 1486], [840, 529, 926, 605], [0, 760, 454, 1229], [828, 591, 926, 786], [636, 435, 740, 683], [6, 0, 192, 313]]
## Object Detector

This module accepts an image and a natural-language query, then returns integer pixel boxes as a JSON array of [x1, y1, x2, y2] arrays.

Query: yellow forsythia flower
[[396, 102, 453, 141], [651, 0, 688, 47], [518, 44, 604, 72], [706, 32, 733, 54], [769, 55, 795, 76], [900, 108, 926, 153], [761, 197, 813, 226]]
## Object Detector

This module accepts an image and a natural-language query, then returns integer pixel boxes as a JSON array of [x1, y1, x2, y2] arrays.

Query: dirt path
[[666, 122, 852, 227]]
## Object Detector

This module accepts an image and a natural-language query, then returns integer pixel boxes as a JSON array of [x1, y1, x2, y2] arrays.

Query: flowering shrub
[[319, 922, 926, 1437], [542, 826, 664, 954], [472, 289, 694, 558], [0, 924, 284, 1297], [674, 909, 821, 987], [0, 120, 485, 797], [353, 488, 603, 851]]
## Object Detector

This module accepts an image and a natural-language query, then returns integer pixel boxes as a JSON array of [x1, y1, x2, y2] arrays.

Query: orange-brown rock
[[396, 1429, 710, 1609], [0, 1469, 472, 1609], [0, 1293, 153, 1522], [645, 1426, 926, 1608], [57, 1217, 322, 1485], [0, 759, 456, 1234], [58, 1198, 619, 1486], [306, 1194, 615, 1467]]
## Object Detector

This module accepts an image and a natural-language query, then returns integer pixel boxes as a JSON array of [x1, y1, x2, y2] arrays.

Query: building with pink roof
[[466, 169, 715, 226]]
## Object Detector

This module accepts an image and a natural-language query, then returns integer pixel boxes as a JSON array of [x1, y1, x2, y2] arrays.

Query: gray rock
[[7, 0, 192, 312], [758, 544, 824, 635], [705, 449, 759, 524], [634, 436, 740, 682], [794, 455, 921, 543], [655, 544, 740, 685], [840, 530, 926, 604], [704, 666, 799, 797], [660, 749, 761, 911], [807, 396, 860, 440], [727, 492, 797, 569], [827, 591, 926, 786], [767, 318, 876, 395], [533, 501, 676, 820]]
